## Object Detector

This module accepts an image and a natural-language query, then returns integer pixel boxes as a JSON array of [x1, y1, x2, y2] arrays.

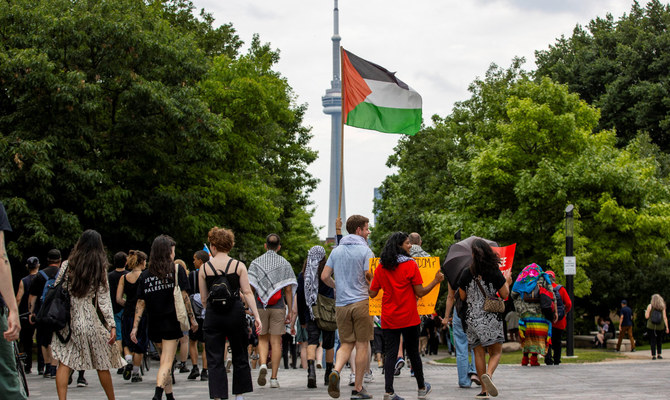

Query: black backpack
[[651, 308, 663, 325], [36, 266, 71, 343], [206, 260, 239, 311], [554, 285, 566, 320]]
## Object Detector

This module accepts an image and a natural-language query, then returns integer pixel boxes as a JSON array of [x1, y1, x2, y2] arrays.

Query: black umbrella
[[442, 236, 498, 288]]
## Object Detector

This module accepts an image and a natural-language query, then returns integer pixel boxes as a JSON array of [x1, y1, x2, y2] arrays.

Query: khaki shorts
[[336, 299, 373, 343], [258, 307, 285, 336]]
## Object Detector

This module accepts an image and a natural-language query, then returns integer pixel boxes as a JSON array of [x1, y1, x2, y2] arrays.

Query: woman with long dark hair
[[369, 232, 443, 400], [52, 229, 125, 400], [458, 239, 512, 399], [116, 250, 148, 382], [131, 235, 198, 400], [198, 227, 261, 400]]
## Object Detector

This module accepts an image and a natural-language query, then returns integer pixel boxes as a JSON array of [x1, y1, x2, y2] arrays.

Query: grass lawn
[[434, 348, 626, 364]]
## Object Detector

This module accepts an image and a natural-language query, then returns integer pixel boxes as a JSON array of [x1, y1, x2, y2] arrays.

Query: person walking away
[[296, 245, 336, 388], [616, 300, 636, 352], [442, 280, 479, 388], [131, 235, 199, 400], [369, 231, 443, 400], [187, 250, 209, 381], [0, 201, 26, 399], [544, 270, 572, 365], [199, 227, 262, 400], [511, 263, 556, 368], [645, 294, 668, 360], [248, 233, 296, 389], [174, 259, 192, 374], [116, 250, 148, 382], [458, 239, 512, 399], [27, 248, 62, 378], [108, 251, 128, 376], [51, 230, 126, 399], [15, 256, 41, 374], [321, 215, 375, 399]]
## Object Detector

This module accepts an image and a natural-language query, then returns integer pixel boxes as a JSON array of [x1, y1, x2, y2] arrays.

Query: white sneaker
[[270, 378, 280, 388], [364, 369, 374, 383], [349, 373, 355, 386], [258, 364, 267, 386]]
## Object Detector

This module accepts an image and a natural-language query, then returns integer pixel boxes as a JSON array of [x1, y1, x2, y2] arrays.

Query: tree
[[535, 0, 670, 152], [373, 61, 670, 316], [0, 0, 319, 272]]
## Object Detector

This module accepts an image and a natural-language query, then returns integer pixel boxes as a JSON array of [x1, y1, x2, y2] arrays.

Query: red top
[[552, 283, 573, 330], [370, 259, 423, 329]]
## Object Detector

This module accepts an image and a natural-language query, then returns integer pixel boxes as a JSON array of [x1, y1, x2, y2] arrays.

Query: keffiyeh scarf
[[248, 250, 297, 306], [304, 245, 326, 319], [339, 234, 368, 246]]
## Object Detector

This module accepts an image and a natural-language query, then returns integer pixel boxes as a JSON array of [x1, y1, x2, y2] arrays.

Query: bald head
[[408, 232, 422, 245]]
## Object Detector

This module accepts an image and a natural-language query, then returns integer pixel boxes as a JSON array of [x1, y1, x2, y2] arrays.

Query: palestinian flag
[[342, 49, 422, 135]]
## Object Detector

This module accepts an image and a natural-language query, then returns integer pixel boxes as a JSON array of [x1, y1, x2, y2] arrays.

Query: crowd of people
[[1, 201, 669, 400]]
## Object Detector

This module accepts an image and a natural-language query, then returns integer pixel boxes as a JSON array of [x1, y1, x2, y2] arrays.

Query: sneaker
[[350, 387, 373, 399], [470, 374, 481, 386], [200, 369, 209, 381], [117, 367, 125, 375], [653, 356, 657, 360], [658, 355, 663, 359], [480, 374, 497, 397], [131, 373, 143, 383], [77, 376, 88, 387], [418, 382, 432, 400], [328, 370, 341, 399], [187, 365, 200, 380], [270, 378, 280, 388], [123, 364, 133, 381], [475, 393, 490, 399], [258, 365, 268, 386], [316, 362, 322, 369], [178, 361, 190, 373], [349, 372, 356, 386], [384, 393, 404, 400], [394, 358, 404, 376], [364, 369, 374, 383]]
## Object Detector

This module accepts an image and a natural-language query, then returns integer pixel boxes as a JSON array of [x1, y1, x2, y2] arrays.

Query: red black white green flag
[[342, 49, 422, 135]]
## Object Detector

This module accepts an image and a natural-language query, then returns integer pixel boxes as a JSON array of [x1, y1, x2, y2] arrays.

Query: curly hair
[[380, 232, 409, 271], [470, 239, 500, 277], [208, 227, 234, 253]]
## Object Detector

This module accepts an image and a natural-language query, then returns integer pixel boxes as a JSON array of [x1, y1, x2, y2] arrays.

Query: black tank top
[[204, 258, 241, 294], [123, 274, 141, 314]]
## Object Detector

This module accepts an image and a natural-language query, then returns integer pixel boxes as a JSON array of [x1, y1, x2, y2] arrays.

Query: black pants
[[546, 327, 563, 365], [204, 302, 252, 398], [19, 320, 43, 372], [383, 324, 424, 394], [648, 329, 665, 357], [281, 333, 297, 368]]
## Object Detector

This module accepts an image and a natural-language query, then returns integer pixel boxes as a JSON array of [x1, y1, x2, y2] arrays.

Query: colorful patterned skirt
[[518, 313, 552, 354]]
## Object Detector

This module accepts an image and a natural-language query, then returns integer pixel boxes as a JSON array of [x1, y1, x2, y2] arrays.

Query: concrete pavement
[[23, 352, 669, 399]]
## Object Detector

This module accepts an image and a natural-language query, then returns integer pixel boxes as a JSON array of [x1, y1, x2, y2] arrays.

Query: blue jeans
[[452, 311, 476, 388], [114, 310, 123, 341]]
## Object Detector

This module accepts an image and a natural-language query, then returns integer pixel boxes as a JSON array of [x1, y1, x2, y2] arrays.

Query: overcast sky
[[192, 0, 645, 239]]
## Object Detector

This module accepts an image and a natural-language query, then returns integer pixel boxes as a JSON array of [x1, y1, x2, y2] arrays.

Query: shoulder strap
[[206, 261, 219, 276], [223, 258, 234, 274], [474, 277, 489, 297], [39, 270, 48, 281], [234, 260, 240, 274]]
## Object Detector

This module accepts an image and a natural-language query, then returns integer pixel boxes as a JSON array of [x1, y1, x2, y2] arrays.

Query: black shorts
[[147, 314, 182, 343], [36, 326, 53, 347], [189, 318, 205, 343], [372, 326, 384, 354], [306, 320, 335, 349]]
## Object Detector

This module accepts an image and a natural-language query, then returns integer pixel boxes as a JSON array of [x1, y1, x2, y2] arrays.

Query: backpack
[[258, 290, 282, 307], [651, 308, 663, 325], [206, 260, 239, 312], [553, 284, 566, 320], [36, 266, 71, 343], [538, 285, 556, 321], [39, 269, 57, 303]]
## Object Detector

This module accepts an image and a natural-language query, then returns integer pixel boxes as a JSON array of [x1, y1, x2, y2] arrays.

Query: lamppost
[[565, 205, 575, 357]]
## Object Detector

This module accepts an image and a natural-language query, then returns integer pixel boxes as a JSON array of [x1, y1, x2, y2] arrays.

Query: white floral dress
[[51, 261, 126, 370]]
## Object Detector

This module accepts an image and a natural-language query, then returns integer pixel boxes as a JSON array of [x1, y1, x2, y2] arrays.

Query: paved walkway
[[24, 352, 668, 399]]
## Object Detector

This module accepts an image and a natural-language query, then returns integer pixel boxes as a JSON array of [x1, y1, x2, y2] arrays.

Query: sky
[[192, 0, 646, 239]]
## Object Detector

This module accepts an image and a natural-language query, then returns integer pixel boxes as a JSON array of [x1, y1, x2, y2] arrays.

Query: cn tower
[[322, 0, 345, 239]]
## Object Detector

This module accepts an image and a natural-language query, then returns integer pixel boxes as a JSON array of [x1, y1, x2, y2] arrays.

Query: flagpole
[[338, 46, 344, 220]]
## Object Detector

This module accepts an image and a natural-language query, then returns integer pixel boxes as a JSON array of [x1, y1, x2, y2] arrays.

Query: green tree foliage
[[373, 61, 670, 313], [0, 0, 319, 269], [535, 0, 670, 152]]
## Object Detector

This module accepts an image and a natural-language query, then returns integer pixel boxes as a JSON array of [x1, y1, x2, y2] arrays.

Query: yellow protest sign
[[368, 257, 441, 316]]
